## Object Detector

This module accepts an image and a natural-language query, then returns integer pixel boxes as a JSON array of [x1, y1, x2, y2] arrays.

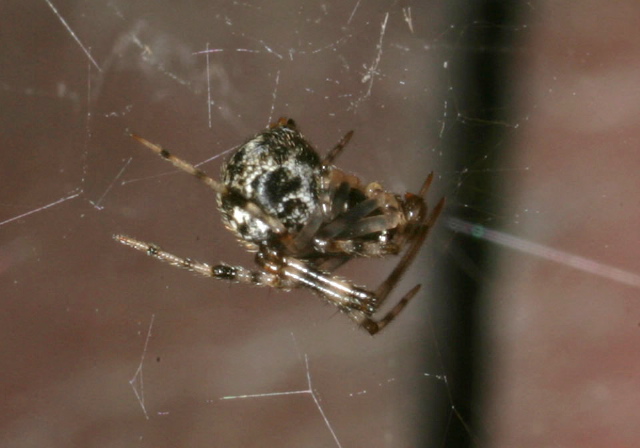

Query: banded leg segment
[[114, 234, 282, 288], [323, 130, 354, 166], [129, 134, 287, 235], [130, 134, 227, 195]]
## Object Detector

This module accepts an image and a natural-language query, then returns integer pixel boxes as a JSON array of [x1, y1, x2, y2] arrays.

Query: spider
[[115, 117, 444, 335]]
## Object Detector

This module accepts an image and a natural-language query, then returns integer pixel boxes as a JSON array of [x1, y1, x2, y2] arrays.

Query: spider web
[[3, 1, 640, 447]]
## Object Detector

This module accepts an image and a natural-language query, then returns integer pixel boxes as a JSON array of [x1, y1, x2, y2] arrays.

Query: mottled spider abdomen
[[218, 119, 322, 246]]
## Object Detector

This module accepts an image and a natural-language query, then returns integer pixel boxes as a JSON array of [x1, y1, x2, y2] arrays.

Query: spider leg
[[292, 172, 367, 252], [313, 254, 352, 272], [374, 196, 445, 304], [296, 167, 424, 259], [323, 130, 354, 166], [419, 171, 435, 197], [288, 207, 396, 260], [333, 214, 402, 240], [291, 205, 325, 252], [326, 181, 351, 220], [308, 195, 402, 257], [318, 171, 409, 242], [130, 133, 227, 195], [319, 240, 400, 257], [319, 169, 363, 220], [114, 235, 285, 288], [318, 197, 382, 240], [257, 249, 421, 335], [129, 134, 287, 235], [349, 284, 422, 335], [258, 252, 378, 313], [347, 196, 445, 334]]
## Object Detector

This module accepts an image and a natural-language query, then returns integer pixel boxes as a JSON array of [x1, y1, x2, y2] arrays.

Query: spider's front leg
[[113, 235, 287, 289]]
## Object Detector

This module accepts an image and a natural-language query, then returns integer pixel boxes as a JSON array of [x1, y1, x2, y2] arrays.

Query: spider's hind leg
[[349, 284, 422, 335], [354, 195, 445, 335], [374, 196, 445, 305]]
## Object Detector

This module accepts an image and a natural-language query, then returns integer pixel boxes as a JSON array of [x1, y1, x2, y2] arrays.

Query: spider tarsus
[[362, 283, 422, 335], [113, 233, 132, 246], [419, 172, 435, 197], [114, 234, 151, 253], [129, 133, 152, 148], [129, 133, 172, 161], [323, 130, 354, 165], [429, 197, 446, 226]]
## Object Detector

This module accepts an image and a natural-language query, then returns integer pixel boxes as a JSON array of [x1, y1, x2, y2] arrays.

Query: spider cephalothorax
[[115, 117, 444, 335]]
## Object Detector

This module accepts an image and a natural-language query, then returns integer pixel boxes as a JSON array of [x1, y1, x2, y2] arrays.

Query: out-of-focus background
[[2, 1, 639, 447]]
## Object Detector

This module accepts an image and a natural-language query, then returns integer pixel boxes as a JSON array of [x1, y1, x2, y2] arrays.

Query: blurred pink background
[[1, 1, 639, 447]]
